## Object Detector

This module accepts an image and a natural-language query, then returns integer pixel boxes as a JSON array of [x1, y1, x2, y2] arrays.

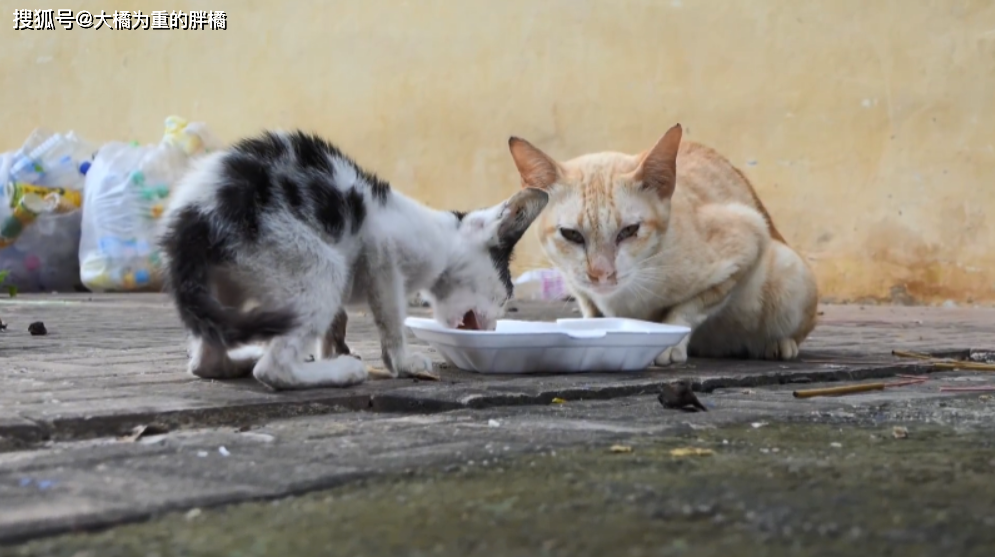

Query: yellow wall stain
[[2, 0, 993, 304]]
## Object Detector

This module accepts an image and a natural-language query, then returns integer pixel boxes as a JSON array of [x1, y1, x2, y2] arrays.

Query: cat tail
[[159, 208, 299, 346]]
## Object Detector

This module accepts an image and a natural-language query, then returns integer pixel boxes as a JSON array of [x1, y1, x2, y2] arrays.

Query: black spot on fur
[[345, 187, 366, 234], [215, 130, 389, 242], [429, 269, 457, 301], [159, 207, 232, 273], [288, 131, 336, 173], [489, 244, 515, 299], [283, 130, 389, 205], [159, 207, 228, 338], [231, 132, 287, 160], [279, 174, 305, 217], [216, 154, 274, 241], [158, 207, 295, 345], [360, 170, 391, 205], [448, 209, 513, 297], [308, 175, 347, 239]]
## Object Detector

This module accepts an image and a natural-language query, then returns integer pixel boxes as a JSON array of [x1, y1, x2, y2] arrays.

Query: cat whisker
[[619, 269, 667, 284], [625, 275, 673, 303]]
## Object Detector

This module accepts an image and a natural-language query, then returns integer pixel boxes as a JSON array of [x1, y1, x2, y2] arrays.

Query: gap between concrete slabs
[[2, 361, 934, 445]]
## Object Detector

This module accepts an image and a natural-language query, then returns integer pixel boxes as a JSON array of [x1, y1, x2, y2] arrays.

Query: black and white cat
[[157, 131, 548, 391]]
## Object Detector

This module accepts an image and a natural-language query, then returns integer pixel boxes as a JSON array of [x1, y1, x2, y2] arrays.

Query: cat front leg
[[365, 261, 434, 378], [654, 309, 702, 366], [318, 309, 362, 361], [654, 276, 741, 366], [573, 290, 605, 318]]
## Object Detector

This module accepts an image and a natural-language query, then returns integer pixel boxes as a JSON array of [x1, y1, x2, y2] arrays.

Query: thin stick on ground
[[933, 361, 995, 372], [891, 350, 995, 372], [891, 350, 935, 360], [794, 383, 886, 398], [793, 377, 928, 399], [887, 378, 931, 388], [800, 359, 894, 365]]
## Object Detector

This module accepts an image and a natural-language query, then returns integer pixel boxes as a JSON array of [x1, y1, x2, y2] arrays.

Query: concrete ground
[[1, 294, 994, 555]]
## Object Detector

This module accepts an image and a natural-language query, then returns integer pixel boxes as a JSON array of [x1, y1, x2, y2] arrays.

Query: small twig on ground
[[366, 365, 440, 381], [794, 383, 886, 398], [891, 350, 934, 360], [887, 378, 931, 388], [891, 350, 995, 372], [366, 366, 394, 379], [793, 377, 928, 399], [938, 386, 995, 392], [799, 359, 893, 365], [933, 361, 995, 372], [796, 351, 995, 397]]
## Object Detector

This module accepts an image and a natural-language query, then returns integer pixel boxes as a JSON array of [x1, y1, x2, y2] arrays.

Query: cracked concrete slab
[[2, 294, 995, 546], [1, 371, 993, 544], [2, 295, 986, 444]]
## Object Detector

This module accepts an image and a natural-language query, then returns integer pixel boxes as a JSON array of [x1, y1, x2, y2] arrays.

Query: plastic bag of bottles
[[0, 129, 96, 292], [78, 116, 223, 292]]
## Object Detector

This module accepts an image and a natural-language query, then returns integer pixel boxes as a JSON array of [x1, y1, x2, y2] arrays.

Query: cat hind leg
[[252, 301, 367, 390], [187, 336, 260, 379], [244, 237, 366, 390]]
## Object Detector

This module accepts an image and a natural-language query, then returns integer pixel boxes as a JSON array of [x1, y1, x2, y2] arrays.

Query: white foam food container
[[404, 317, 691, 374]]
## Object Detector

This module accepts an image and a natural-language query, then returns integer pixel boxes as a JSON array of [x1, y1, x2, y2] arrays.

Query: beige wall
[[2, 0, 993, 304]]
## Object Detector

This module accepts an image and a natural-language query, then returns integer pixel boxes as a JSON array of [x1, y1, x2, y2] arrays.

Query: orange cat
[[507, 124, 818, 364]]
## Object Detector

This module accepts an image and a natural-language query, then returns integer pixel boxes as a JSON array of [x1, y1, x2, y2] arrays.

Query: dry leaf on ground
[[670, 447, 715, 457]]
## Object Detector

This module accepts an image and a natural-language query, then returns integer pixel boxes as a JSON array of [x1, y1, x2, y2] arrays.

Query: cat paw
[[329, 356, 369, 387], [231, 346, 267, 377], [763, 338, 799, 361], [390, 351, 436, 378], [654, 343, 689, 366], [254, 356, 368, 390], [188, 345, 262, 379]]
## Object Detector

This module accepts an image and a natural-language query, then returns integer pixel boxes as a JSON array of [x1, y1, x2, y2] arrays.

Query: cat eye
[[616, 224, 640, 243], [559, 227, 585, 245]]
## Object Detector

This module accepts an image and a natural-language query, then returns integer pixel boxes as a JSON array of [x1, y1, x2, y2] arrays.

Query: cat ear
[[497, 187, 550, 245], [508, 137, 562, 190], [633, 123, 682, 199]]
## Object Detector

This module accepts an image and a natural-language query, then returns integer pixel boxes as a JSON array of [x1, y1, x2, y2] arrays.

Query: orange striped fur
[[508, 124, 818, 363]]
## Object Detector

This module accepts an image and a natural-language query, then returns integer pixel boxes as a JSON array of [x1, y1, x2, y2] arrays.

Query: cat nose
[[587, 269, 617, 284]]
